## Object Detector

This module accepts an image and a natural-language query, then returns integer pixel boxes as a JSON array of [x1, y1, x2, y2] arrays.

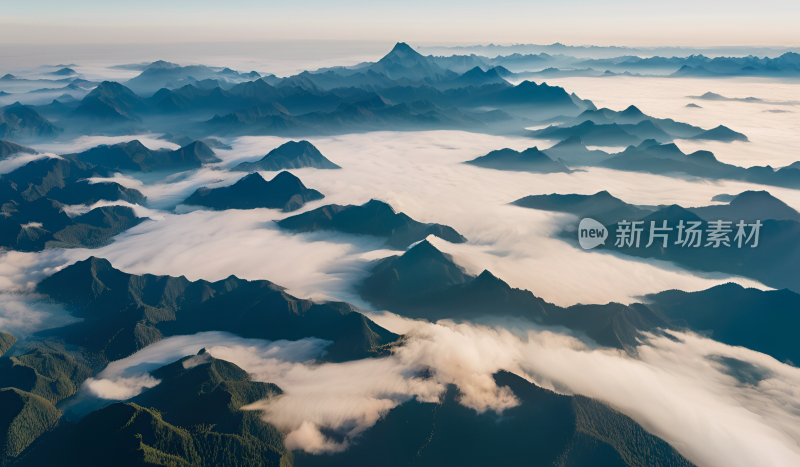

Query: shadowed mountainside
[[278, 199, 467, 248], [182, 171, 324, 212]]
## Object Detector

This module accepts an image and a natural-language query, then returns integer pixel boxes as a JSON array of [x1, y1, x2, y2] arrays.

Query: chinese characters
[[614, 220, 761, 248]]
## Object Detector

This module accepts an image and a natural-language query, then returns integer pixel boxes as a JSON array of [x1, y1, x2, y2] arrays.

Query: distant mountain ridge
[[465, 146, 572, 173], [18, 45, 742, 142]]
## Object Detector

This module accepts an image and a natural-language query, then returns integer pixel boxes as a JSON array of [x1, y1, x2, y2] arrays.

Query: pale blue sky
[[2, 0, 798, 46]]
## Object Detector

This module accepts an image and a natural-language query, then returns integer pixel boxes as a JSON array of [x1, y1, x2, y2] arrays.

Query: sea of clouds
[[3, 77, 800, 467]]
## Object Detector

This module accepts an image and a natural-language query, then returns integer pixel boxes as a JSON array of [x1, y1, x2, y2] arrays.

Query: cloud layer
[[81, 316, 800, 467]]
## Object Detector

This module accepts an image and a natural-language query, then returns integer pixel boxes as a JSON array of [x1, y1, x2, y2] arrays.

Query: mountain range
[[36, 257, 400, 365], [0, 347, 697, 467], [231, 140, 341, 171], [359, 240, 671, 352], [62, 140, 221, 172], [597, 140, 798, 188], [278, 199, 467, 248], [182, 171, 324, 212], [359, 239, 800, 365], [0, 103, 63, 142], [465, 146, 572, 173], [514, 188, 800, 293], [530, 105, 745, 147], [295, 370, 695, 467], [535, 137, 800, 190], [1, 156, 149, 252], [3, 43, 753, 144]]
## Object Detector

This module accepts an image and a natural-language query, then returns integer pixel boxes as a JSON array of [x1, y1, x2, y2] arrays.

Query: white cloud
[[3, 76, 800, 466], [0, 153, 58, 175], [83, 374, 161, 400], [81, 319, 800, 466], [9, 129, 779, 309], [0, 292, 78, 336], [32, 135, 179, 155]]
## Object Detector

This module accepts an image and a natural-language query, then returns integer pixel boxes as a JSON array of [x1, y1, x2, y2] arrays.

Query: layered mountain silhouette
[[513, 189, 800, 226], [685, 92, 800, 107], [204, 96, 487, 137], [465, 146, 572, 173], [689, 190, 800, 222], [541, 136, 610, 165], [46, 180, 145, 206], [688, 125, 749, 142], [232, 140, 341, 171], [531, 121, 642, 146], [1, 157, 148, 251], [62, 140, 221, 172], [597, 204, 800, 292], [573, 53, 800, 78], [435, 66, 511, 90], [20, 49, 741, 142], [51, 67, 76, 76], [36, 257, 400, 363], [157, 133, 232, 150], [278, 199, 467, 248], [182, 171, 324, 212], [514, 187, 800, 292], [0, 103, 63, 142], [512, 191, 650, 224], [0, 201, 147, 252], [1, 157, 127, 202], [366, 42, 458, 82], [467, 80, 580, 115], [567, 105, 705, 137], [359, 240, 670, 352], [531, 105, 715, 146], [70, 81, 148, 123], [597, 139, 800, 189], [645, 283, 800, 365], [124, 60, 262, 95], [359, 239, 800, 365]]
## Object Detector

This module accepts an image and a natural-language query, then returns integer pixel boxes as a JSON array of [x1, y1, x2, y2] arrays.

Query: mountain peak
[[552, 135, 584, 147], [621, 105, 644, 115], [390, 42, 415, 54], [172, 140, 221, 164], [146, 60, 180, 70], [231, 140, 340, 171], [731, 190, 793, 209]]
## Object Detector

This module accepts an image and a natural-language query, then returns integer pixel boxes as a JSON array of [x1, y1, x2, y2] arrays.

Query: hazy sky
[[2, 0, 799, 47]]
